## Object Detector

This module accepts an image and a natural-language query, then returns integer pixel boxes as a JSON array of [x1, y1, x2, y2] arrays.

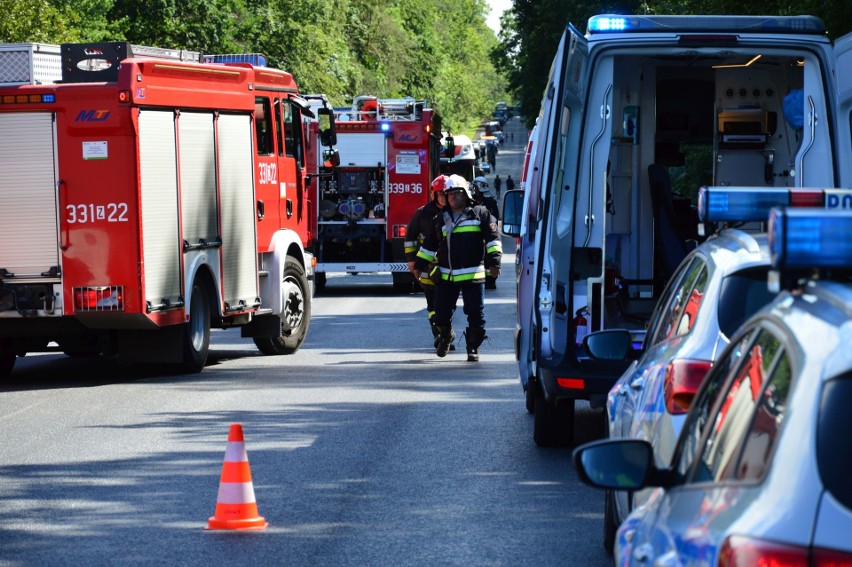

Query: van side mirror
[[318, 107, 337, 147], [501, 190, 523, 236]]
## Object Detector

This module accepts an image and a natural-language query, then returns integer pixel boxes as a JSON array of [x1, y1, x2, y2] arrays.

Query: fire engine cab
[[313, 95, 441, 292], [0, 41, 338, 378]]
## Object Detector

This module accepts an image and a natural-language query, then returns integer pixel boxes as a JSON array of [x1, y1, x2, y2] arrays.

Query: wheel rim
[[281, 276, 305, 333]]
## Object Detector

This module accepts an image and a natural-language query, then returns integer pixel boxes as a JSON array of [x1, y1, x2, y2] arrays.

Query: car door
[[625, 326, 794, 565]]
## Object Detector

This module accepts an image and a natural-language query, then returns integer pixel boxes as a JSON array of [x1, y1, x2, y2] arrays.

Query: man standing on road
[[406, 175, 453, 350], [506, 175, 515, 192], [413, 175, 502, 361], [494, 174, 502, 198]]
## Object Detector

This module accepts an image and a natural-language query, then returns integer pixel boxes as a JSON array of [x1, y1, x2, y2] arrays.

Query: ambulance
[[501, 14, 852, 446]]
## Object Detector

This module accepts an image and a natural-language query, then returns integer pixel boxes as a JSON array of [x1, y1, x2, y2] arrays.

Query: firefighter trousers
[[434, 282, 485, 329]]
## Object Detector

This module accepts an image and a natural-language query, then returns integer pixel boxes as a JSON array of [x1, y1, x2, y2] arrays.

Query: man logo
[[75, 110, 111, 122]]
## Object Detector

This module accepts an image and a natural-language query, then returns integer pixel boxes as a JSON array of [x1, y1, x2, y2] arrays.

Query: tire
[[603, 489, 617, 555], [0, 338, 15, 379], [314, 271, 326, 294], [524, 376, 536, 414], [533, 385, 575, 447], [254, 257, 310, 355], [181, 281, 211, 373]]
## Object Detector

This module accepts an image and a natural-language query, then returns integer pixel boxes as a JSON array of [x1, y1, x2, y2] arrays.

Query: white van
[[502, 14, 852, 446]]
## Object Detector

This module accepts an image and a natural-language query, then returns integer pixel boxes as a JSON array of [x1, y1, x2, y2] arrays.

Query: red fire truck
[[312, 96, 441, 292], [0, 42, 338, 378]]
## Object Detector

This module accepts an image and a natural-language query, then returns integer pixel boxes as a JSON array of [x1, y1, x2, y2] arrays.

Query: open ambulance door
[[832, 32, 852, 188], [533, 24, 588, 368]]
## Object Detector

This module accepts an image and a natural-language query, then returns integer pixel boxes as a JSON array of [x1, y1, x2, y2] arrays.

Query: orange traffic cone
[[206, 423, 268, 530]]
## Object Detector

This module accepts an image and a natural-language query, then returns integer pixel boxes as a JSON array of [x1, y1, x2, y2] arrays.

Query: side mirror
[[443, 135, 455, 159], [501, 190, 524, 236], [572, 439, 655, 490], [584, 329, 633, 361], [318, 107, 337, 147]]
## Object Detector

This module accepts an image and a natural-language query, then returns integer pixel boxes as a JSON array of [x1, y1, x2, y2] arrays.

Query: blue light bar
[[586, 14, 825, 35], [698, 187, 793, 222], [42, 94, 56, 103], [380, 122, 390, 132], [768, 208, 852, 270], [203, 53, 267, 67]]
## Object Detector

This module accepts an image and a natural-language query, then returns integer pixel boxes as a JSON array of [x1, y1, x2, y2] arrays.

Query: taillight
[[719, 535, 852, 567], [73, 286, 124, 312], [393, 225, 407, 238], [663, 359, 712, 414]]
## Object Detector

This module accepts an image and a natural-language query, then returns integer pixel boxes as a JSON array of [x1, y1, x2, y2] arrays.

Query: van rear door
[[534, 24, 588, 364], [832, 31, 852, 188]]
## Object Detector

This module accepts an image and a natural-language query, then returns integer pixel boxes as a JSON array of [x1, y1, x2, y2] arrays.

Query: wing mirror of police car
[[584, 329, 633, 361]]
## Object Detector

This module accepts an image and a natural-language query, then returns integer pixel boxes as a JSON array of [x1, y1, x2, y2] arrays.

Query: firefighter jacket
[[405, 200, 442, 286], [414, 204, 502, 285]]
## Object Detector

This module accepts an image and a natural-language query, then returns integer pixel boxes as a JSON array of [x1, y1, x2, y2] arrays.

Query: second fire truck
[[0, 42, 338, 378], [313, 96, 441, 292]]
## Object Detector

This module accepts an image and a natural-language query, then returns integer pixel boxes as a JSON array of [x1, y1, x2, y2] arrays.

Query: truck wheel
[[533, 386, 574, 447], [0, 338, 15, 379], [181, 281, 211, 373], [254, 257, 310, 355]]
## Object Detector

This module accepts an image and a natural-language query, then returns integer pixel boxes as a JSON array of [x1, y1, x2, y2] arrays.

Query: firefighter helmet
[[444, 174, 473, 201], [430, 175, 450, 199]]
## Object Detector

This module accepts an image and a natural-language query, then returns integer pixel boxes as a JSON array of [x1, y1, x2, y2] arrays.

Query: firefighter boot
[[431, 320, 456, 351], [464, 327, 487, 362], [435, 325, 455, 358]]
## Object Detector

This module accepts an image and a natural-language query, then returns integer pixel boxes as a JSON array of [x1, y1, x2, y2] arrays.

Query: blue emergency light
[[768, 208, 852, 271], [697, 187, 849, 223], [381, 122, 390, 132], [586, 14, 825, 35]]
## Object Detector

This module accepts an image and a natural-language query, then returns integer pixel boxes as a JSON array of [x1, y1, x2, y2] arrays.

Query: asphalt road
[[0, 117, 612, 567]]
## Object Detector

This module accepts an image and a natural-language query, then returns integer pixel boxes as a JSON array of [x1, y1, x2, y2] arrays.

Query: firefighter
[[413, 175, 502, 362], [472, 176, 500, 290], [406, 175, 454, 350]]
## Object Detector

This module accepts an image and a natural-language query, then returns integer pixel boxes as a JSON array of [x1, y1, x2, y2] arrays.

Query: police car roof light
[[768, 208, 852, 271], [587, 14, 825, 35]]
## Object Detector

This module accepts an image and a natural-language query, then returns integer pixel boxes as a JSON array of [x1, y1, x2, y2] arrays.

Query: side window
[[281, 100, 303, 166], [699, 330, 783, 482], [671, 266, 709, 338], [649, 257, 708, 344], [732, 352, 791, 481], [645, 258, 696, 346], [673, 328, 756, 477], [255, 97, 273, 156]]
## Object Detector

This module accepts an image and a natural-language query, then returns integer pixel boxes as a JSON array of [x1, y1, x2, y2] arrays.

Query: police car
[[573, 208, 852, 565]]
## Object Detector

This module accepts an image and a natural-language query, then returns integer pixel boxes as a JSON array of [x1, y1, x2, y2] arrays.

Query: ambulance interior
[[592, 49, 807, 330]]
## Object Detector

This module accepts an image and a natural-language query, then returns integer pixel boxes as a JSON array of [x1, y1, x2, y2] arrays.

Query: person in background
[[406, 175, 453, 350], [413, 175, 502, 362], [472, 176, 500, 290], [505, 175, 515, 192], [493, 174, 502, 198]]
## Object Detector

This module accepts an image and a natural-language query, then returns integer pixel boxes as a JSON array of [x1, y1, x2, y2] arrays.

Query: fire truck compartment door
[[334, 133, 387, 167], [139, 109, 182, 309], [216, 113, 259, 310], [0, 112, 59, 278]]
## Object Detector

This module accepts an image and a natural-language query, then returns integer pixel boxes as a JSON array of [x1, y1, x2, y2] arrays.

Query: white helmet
[[444, 174, 473, 201], [473, 176, 493, 197]]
